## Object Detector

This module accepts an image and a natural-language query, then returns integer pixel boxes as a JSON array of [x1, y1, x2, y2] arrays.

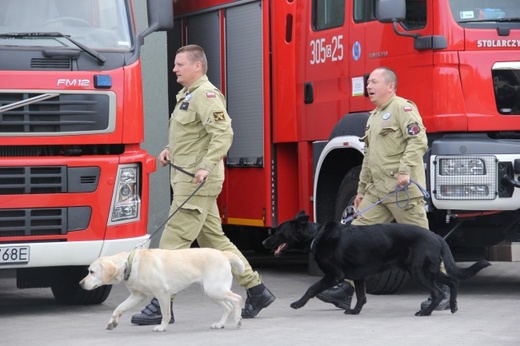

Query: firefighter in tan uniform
[[353, 84, 428, 227], [316, 67, 450, 312], [131, 45, 275, 326]]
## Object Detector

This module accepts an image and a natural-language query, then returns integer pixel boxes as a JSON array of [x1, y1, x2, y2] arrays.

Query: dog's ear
[[295, 210, 310, 223], [295, 210, 306, 218], [101, 260, 119, 284]]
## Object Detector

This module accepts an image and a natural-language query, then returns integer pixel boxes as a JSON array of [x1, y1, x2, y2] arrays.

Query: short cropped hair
[[176, 44, 208, 74], [376, 66, 398, 90]]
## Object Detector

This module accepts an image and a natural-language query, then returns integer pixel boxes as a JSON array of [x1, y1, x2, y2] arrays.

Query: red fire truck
[[172, 0, 520, 290], [0, 0, 173, 303]]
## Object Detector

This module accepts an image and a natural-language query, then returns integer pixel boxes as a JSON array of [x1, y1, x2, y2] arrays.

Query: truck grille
[[0, 166, 100, 194], [31, 58, 72, 70], [0, 207, 91, 237], [0, 90, 115, 134]]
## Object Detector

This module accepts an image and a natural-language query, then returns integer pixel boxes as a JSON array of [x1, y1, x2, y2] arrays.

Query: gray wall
[[133, 1, 170, 247]]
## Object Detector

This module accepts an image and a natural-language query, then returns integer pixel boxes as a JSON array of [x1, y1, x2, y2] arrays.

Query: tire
[[334, 166, 362, 220], [51, 266, 112, 305], [365, 267, 409, 294], [334, 166, 409, 294]]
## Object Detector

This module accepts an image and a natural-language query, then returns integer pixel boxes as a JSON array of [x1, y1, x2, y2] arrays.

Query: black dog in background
[[263, 211, 491, 316]]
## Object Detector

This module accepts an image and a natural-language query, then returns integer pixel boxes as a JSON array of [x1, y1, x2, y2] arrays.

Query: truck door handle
[[304, 82, 314, 104]]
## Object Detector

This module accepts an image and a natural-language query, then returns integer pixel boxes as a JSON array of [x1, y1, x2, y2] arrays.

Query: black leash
[[168, 161, 197, 180], [341, 179, 430, 224], [135, 161, 206, 248]]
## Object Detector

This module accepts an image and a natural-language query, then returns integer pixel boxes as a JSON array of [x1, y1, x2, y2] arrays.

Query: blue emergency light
[[94, 75, 112, 89]]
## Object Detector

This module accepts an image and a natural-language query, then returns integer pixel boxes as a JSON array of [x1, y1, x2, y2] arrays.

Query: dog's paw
[[415, 310, 431, 316], [237, 319, 242, 329], [153, 326, 167, 332], [211, 323, 225, 329], [343, 309, 360, 315], [290, 302, 300, 309], [106, 321, 118, 330], [290, 300, 306, 309], [450, 303, 458, 314]]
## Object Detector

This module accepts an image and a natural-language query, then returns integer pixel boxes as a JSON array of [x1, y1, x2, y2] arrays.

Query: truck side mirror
[[376, 0, 406, 23], [139, 0, 175, 43]]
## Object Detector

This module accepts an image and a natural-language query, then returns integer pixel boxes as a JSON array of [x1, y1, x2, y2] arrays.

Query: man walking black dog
[[263, 211, 490, 316], [316, 67, 450, 312]]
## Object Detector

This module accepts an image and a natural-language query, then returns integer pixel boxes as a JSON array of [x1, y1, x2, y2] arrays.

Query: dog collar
[[124, 249, 138, 281]]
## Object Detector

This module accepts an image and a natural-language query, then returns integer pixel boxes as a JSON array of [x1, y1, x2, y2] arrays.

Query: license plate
[[0, 246, 30, 264]]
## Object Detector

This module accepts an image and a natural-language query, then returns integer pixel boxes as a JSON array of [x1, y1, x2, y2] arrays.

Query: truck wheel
[[334, 166, 362, 220], [51, 266, 112, 305], [364, 267, 409, 294], [334, 166, 409, 294]]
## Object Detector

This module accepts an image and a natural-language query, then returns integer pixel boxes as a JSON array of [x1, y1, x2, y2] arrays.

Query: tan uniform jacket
[[168, 75, 233, 196], [358, 95, 427, 202]]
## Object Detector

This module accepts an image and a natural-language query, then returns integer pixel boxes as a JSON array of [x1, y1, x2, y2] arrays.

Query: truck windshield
[[0, 0, 132, 50], [449, 0, 520, 23]]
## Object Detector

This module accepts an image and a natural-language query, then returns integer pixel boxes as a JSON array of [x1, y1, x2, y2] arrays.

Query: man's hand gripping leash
[[341, 180, 430, 224]]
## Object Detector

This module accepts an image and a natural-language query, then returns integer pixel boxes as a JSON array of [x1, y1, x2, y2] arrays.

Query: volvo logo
[[57, 79, 90, 87]]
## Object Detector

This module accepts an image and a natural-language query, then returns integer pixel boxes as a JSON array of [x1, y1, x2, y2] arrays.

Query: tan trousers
[[352, 195, 429, 229]]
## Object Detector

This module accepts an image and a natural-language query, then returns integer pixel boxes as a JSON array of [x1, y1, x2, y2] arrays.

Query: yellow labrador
[[80, 248, 245, 332]]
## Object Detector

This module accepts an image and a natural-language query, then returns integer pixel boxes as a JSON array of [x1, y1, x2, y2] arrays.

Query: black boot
[[316, 282, 354, 310], [420, 284, 450, 311], [241, 284, 276, 318], [131, 298, 175, 325]]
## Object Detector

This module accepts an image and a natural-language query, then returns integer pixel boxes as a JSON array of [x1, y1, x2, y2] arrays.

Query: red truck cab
[[0, 0, 173, 304]]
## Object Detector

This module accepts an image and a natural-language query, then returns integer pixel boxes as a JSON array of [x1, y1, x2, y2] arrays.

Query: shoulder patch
[[403, 106, 413, 112], [407, 123, 421, 135], [213, 111, 226, 122], [206, 92, 216, 98]]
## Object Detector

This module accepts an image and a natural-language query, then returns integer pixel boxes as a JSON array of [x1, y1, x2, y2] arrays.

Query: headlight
[[109, 164, 141, 224], [439, 158, 486, 175], [439, 185, 489, 197], [434, 156, 497, 200]]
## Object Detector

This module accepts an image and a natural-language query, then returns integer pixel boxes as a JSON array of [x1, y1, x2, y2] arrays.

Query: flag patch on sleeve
[[206, 92, 216, 98], [403, 106, 413, 112]]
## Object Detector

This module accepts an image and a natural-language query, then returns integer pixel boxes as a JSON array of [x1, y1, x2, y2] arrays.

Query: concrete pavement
[[1, 252, 519, 345]]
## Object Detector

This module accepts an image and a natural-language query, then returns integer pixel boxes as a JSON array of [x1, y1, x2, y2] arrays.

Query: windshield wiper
[[458, 17, 520, 24], [497, 17, 520, 22], [0, 32, 106, 65]]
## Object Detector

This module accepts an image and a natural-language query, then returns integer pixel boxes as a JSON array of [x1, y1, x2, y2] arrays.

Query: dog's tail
[[439, 235, 491, 280], [223, 251, 246, 275]]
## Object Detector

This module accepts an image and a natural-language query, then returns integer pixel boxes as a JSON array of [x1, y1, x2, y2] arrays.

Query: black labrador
[[263, 211, 491, 316]]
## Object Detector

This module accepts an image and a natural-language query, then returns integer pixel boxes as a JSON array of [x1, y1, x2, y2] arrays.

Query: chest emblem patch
[[382, 112, 391, 120]]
